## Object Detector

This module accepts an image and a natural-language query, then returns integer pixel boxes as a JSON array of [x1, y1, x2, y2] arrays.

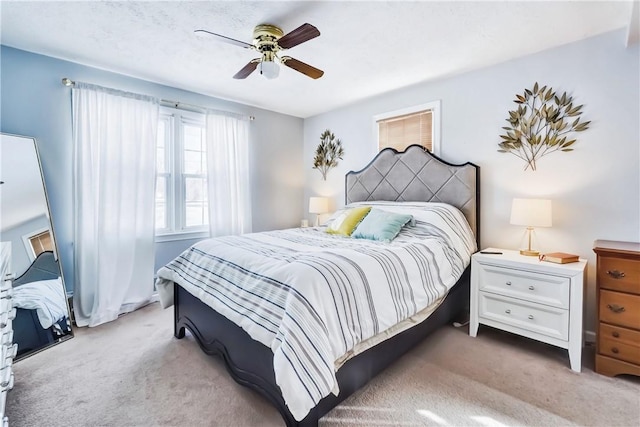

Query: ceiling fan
[[195, 23, 324, 80]]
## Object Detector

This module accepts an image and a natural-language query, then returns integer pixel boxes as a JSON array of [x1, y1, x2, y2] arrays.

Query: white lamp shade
[[510, 198, 552, 227], [259, 61, 279, 79], [309, 197, 329, 214]]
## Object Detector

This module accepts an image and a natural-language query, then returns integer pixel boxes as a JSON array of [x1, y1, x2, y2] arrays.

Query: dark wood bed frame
[[173, 146, 480, 426]]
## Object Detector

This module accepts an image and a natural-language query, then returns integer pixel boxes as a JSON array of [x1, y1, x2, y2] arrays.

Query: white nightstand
[[470, 248, 587, 372]]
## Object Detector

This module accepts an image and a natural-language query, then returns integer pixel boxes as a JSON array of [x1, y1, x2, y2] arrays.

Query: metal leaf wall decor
[[498, 82, 590, 171], [313, 129, 344, 180]]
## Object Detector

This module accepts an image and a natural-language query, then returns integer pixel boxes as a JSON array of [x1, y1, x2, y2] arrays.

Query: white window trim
[[21, 226, 50, 262], [156, 107, 210, 241], [155, 113, 174, 236], [373, 100, 441, 156], [155, 230, 210, 243]]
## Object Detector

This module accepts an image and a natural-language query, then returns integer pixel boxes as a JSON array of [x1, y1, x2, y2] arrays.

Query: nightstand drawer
[[598, 257, 640, 295], [478, 292, 568, 341], [476, 264, 570, 308], [599, 290, 640, 329]]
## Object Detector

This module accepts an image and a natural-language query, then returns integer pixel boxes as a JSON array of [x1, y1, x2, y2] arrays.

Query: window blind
[[378, 110, 433, 152], [29, 230, 53, 257]]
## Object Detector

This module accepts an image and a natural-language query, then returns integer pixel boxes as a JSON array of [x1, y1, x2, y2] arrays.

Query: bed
[[156, 145, 480, 426], [12, 251, 73, 360]]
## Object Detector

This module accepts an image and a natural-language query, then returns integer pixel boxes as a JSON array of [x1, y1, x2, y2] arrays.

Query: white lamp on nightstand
[[510, 198, 552, 256], [309, 197, 329, 226]]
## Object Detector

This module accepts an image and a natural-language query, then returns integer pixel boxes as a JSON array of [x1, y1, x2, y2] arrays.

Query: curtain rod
[[61, 78, 255, 121]]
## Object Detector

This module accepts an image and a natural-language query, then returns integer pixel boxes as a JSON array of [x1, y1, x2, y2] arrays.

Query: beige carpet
[[7, 302, 640, 427]]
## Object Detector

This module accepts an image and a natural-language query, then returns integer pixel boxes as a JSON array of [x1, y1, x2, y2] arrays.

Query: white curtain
[[206, 113, 252, 237], [72, 82, 159, 327]]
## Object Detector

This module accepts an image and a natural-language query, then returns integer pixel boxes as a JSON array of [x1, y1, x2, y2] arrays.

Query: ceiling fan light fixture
[[259, 60, 279, 79], [201, 22, 323, 80]]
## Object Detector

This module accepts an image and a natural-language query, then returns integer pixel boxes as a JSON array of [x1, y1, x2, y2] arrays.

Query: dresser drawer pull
[[611, 347, 619, 354], [528, 285, 535, 291], [606, 270, 625, 279], [505, 281, 512, 286], [528, 315, 534, 320], [607, 304, 625, 313], [612, 331, 620, 338], [505, 309, 511, 314]]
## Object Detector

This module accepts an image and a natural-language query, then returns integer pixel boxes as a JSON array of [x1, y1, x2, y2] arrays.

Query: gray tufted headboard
[[345, 145, 480, 246]]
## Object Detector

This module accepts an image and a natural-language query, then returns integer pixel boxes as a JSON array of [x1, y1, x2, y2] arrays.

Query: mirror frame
[[1, 132, 74, 361]]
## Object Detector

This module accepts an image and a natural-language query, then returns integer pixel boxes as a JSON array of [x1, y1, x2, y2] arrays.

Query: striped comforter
[[155, 202, 476, 421]]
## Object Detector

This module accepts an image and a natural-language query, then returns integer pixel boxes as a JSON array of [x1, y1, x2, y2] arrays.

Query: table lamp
[[309, 197, 329, 226], [510, 198, 552, 256]]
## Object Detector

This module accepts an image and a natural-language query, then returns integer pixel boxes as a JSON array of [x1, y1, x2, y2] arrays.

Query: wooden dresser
[[593, 240, 640, 377]]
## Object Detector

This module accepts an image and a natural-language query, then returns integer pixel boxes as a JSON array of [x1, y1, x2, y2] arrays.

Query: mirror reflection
[[0, 133, 73, 360]]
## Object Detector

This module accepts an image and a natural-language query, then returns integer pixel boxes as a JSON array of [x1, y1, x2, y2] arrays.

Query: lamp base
[[519, 249, 540, 256]]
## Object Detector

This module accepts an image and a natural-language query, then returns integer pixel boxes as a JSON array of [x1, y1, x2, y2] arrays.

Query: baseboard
[[584, 330, 596, 344]]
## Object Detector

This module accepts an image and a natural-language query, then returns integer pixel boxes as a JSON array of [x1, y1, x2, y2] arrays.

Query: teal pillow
[[352, 208, 413, 242]]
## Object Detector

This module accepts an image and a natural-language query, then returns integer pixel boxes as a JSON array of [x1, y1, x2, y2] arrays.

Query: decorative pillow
[[351, 208, 413, 242], [326, 206, 371, 236]]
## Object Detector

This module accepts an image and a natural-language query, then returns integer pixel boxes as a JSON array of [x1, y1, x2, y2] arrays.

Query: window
[[155, 107, 209, 241], [22, 228, 53, 261], [374, 101, 441, 155]]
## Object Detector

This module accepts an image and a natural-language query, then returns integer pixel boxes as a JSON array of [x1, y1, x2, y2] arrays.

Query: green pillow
[[352, 208, 413, 242], [326, 206, 371, 236]]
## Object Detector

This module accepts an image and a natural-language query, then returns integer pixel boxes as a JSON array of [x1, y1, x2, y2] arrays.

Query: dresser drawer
[[0, 309, 15, 330], [599, 336, 640, 365], [599, 290, 640, 329], [2, 344, 16, 362], [0, 298, 10, 317], [0, 331, 11, 348], [599, 323, 640, 346], [479, 292, 569, 341], [598, 257, 640, 295], [476, 264, 570, 308], [0, 318, 10, 339], [0, 365, 11, 392]]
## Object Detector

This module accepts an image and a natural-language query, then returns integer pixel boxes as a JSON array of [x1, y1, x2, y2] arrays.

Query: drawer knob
[[506, 281, 512, 286], [612, 331, 620, 338], [606, 270, 626, 279], [611, 347, 619, 354], [528, 315, 534, 320], [505, 309, 511, 314], [528, 285, 535, 291], [607, 304, 625, 313]]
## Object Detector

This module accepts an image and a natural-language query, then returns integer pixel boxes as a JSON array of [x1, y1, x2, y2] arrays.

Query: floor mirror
[[0, 132, 73, 361]]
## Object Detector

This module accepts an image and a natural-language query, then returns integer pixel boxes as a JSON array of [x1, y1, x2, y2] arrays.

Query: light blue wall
[[0, 46, 305, 294], [303, 29, 640, 333]]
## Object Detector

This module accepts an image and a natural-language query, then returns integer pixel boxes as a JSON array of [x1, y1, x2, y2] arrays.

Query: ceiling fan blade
[[281, 57, 324, 79], [233, 60, 260, 79], [277, 23, 320, 49], [194, 29, 254, 49]]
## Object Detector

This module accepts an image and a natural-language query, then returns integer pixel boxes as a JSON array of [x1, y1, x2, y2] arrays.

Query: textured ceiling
[[0, 1, 635, 118]]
